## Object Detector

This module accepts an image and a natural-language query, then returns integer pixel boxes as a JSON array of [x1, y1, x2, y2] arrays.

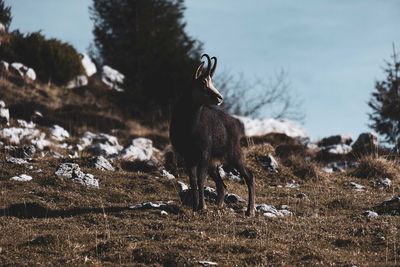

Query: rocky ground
[[0, 74, 399, 266]]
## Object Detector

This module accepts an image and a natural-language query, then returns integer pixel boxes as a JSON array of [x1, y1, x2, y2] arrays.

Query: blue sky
[[5, 0, 400, 139]]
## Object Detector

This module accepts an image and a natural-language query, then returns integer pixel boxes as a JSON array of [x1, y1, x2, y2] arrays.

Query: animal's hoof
[[245, 209, 255, 217]]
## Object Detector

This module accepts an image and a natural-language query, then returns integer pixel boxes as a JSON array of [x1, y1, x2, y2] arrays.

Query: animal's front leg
[[187, 165, 198, 211], [197, 157, 209, 211]]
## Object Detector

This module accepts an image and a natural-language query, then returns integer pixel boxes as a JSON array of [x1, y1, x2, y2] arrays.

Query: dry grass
[[352, 155, 400, 181], [2, 146, 398, 266]]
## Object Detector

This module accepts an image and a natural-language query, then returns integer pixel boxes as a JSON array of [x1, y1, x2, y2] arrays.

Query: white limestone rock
[[120, 138, 153, 161], [10, 174, 32, 182], [81, 54, 97, 77], [101, 65, 125, 92]]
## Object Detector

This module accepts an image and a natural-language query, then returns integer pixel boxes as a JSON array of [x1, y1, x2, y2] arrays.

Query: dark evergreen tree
[[90, 0, 203, 121], [368, 48, 400, 148], [0, 0, 11, 31]]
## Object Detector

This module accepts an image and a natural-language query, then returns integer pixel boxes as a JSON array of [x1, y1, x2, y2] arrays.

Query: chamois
[[169, 54, 255, 216]]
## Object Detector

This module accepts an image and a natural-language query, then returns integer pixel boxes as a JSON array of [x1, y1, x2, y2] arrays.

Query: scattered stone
[[66, 75, 88, 89], [198, 261, 218, 266], [256, 204, 293, 218], [160, 210, 168, 216], [0, 127, 40, 144], [55, 163, 99, 188], [130, 201, 181, 214], [161, 169, 175, 179], [102, 65, 125, 92], [348, 182, 365, 192], [318, 134, 353, 147], [0, 100, 9, 125], [321, 167, 334, 173], [0, 60, 9, 73], [259, 154, 279, 173], [5, 145, 36, 158], [326, 144, 352, 155], [363, 210, 379, 218], [177, 181, 188, 191], [84, 132, 123, 157], [91, 156, 115, 171], [377, 178, 392, 188], [10, 62, 36, 81], [80, 54, 97, 77], [17, 119, 35, 128], [218, 165, 241, 181], [120, 138, 153, 161], [352, 132, 378, 155], [6, 157, 29, 165], [10, 174, 32, 182], [285, 181, 300, 189], [373, 196, 400, 215], [224, 193, 245, 204], [31, 133, 52, 150], [51, 125, 70, 141]]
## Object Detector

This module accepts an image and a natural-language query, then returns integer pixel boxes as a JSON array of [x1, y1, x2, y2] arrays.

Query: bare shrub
[[352, 156, 399, 180]]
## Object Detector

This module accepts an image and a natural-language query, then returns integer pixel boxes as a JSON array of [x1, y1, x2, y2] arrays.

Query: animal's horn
[[194, 61, 205, 79], [201, 54, 212, 76], [210, 56, 217, 77]]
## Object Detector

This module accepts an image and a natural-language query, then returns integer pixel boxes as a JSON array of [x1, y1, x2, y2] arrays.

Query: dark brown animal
[[169, 54, 255, 216]]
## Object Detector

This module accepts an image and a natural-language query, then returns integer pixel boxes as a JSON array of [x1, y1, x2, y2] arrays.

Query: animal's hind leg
[[208, 166, 226, 208], [186, 165, 199, 211], [231, 158, 255, 217], [197, 161, 208, 211]]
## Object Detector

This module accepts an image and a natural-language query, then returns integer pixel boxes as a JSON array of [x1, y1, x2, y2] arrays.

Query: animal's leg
[[208, 166, 226, 208], [187, 165, 198, 211], [232, 159, 255, 217], [197, 155, 209, 211]]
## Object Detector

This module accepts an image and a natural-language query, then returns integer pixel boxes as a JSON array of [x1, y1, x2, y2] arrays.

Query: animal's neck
[[177, 93, 203, 133]]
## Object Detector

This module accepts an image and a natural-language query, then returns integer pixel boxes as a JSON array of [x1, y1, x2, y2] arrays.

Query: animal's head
[[192, 54, 223, 106]]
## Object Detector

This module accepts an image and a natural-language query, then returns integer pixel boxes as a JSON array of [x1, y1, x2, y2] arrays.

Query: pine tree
[[90, 0, 203, 120], [0, 0, 12, 31], [368, 47, 400, 148]]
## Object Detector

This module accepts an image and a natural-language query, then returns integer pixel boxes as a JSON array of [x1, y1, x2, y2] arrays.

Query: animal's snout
[[217, 95, 223, 105]]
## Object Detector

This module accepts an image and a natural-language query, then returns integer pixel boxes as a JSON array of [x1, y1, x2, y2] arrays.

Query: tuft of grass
[[352, 156, 399, 180], [284, 155, 321, 181]]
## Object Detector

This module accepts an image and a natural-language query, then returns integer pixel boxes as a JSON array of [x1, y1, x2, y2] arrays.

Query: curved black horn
[[210, 56, 217, 77], [201, 54, 212, 76]]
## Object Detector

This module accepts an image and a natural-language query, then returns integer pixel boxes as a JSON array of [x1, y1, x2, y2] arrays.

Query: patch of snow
[[235, 115, 307, 138], [81, 54, 97, 77], [102, 65, 125, 92], [51, 125, 70, 141], [10, 174, 32, 182], [218, 166, 241, 182], [321, 167, 334, 174], [160, 210, 168, 216]]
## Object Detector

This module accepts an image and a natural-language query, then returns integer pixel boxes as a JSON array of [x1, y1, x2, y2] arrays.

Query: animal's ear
[[210, 57, 217, 77], [194, 61, 205, 80]]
